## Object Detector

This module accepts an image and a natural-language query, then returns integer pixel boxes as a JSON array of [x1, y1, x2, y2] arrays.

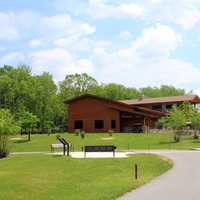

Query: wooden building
[[119, 95, 200, 113], [65, 94, 200, 133]]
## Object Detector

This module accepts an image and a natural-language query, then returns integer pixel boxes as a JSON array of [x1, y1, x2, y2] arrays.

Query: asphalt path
[[117, 150, 200, 200]]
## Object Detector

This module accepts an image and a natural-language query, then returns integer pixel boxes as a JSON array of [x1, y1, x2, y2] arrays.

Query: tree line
[[0, 65, 186, 134]]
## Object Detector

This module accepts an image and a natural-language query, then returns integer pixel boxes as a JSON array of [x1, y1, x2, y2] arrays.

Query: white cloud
[[87, 0, 144, 19], [0, 11, 39, 41], [141, 0, 200, 29], [0, 12, 19, 40], [66, 0, 200, 29], [40, 14, 95, 37], [132, 23, 182, 58], [90, 24, 200, 88], [28, 39, 43, 48], [0, 52, 25, 66], [38, 14, 96, 52], [118, 30, 132, 40], [29, 48, 93, 81]]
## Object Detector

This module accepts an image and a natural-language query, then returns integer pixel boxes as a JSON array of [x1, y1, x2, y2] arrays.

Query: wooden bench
[[84, 145, 117, 158]]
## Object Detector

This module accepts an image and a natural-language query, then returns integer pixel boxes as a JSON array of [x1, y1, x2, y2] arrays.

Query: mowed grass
[[0, 154, 172, 200], [10, 133, 200, 152]]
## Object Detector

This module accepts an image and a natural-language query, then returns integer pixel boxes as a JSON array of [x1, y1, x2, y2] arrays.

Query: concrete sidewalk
[[48, 151, 130, 158]]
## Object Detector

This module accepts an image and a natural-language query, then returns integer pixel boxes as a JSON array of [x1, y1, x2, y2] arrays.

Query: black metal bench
[[84, 145, 117, 158], [56, 136, 71, 156]]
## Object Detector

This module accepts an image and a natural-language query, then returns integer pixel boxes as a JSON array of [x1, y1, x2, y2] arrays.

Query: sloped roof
[[65, 94, 132, 108], [118, 95, 200, 105], [65, 94, 165, 117]]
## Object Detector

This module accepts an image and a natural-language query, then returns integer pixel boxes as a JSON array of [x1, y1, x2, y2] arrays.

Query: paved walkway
[[11, 151, 131, 158], [117, 150, 200, 200]]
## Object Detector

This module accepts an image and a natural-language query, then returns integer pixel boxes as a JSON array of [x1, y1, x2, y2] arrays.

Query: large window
[[94, 120, 104, 129], [166, 104, 172, 110], [111, 120, 116, 129], [74, 120, 83, 129], [152, 105, 162, 111]]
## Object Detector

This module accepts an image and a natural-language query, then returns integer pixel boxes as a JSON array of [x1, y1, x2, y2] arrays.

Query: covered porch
[[119, 107, 164, 133]]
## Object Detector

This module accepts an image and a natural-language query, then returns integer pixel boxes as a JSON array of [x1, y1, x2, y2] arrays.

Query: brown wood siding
[[68, 97, 120, 133]]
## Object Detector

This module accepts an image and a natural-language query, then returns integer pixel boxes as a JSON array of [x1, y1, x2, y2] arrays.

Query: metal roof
[[118, 95, 200, 105]]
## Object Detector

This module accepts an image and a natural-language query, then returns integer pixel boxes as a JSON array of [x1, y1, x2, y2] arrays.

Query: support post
[[63, 144, 66, 156], [66, 143, 69, 156], [134, 164, 138, 180]]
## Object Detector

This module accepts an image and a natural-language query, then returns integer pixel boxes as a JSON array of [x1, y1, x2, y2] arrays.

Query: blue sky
[[1, 0, 200, 93]]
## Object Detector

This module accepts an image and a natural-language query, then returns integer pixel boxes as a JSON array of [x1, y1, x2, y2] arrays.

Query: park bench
[[84, 145, 117, 158], [51, 136, 72, 156]]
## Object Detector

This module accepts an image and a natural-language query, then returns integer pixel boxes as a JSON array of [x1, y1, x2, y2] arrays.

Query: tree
[[101, 83, 140, 100], [19, 112, 39, 141], [179, 101, 195, 121], [190, 110, 200, 139], [59, 73, 98, 99], [140, 85, 185, 98], [31, 72, 58, 132], [0, 65, 34, 117], [162, 106, 186, 142], [0, 109, 20, 157]]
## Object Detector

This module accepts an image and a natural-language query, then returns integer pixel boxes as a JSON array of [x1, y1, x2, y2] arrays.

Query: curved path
[[117, 150, 200, 200]]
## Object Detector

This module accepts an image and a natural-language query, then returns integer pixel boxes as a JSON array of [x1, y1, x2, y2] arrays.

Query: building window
[[74, 120, 83, 129], [152, 105, 162, 111], [166, 104, 172, 110], [111, 120, 116, 129], [94, 120, 104, 129]]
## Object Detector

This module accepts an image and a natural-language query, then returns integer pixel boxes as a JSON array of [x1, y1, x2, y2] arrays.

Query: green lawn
[[0, 154, 172, 200], [10, 133, 200, 152]]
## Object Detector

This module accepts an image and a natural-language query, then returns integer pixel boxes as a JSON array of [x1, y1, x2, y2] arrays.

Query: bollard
[[134, 164, 138, 180]]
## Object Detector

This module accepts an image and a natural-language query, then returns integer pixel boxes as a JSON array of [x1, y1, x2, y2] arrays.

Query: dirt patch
[[101, 137, 114, 140], [10, 137, 25, 141]]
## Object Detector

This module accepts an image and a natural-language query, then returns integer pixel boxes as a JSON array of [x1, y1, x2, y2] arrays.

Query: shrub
[[0, 109, 20, 158], [193, 133, 199, 139], [108, 130, 114, 136], [174, 131, 181, 142], [80, 131, 85, 139], [75, 129, 80, 136]]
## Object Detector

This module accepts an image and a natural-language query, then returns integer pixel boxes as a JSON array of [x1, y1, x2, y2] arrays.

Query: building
[[119, 95, 200, 113], [65, 94, 200, 133]]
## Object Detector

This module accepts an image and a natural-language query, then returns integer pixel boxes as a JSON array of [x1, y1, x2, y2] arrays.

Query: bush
[[193, 130, 199, 139], [108, 130, 114, 136], [174, 133, 180, 143], [0, 135, 9, 158], [75, 129, 80, 136], [0, 109, 20, 158], [80, 131, 85, 139]]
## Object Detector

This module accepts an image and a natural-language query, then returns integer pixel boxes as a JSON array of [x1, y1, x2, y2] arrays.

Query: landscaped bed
[[9, 133, 200, 153], [0, 154, 172, 200]]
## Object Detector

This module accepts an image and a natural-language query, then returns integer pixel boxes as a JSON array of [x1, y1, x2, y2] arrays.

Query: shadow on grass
[[192, 140, 200, 143], [13, 139, 30, 144], [159, 141, 177, 145], [52, 155, 63, 158]]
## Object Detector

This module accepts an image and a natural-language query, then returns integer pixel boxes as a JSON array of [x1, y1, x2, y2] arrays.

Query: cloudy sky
[[1, 0, 200, 92]]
